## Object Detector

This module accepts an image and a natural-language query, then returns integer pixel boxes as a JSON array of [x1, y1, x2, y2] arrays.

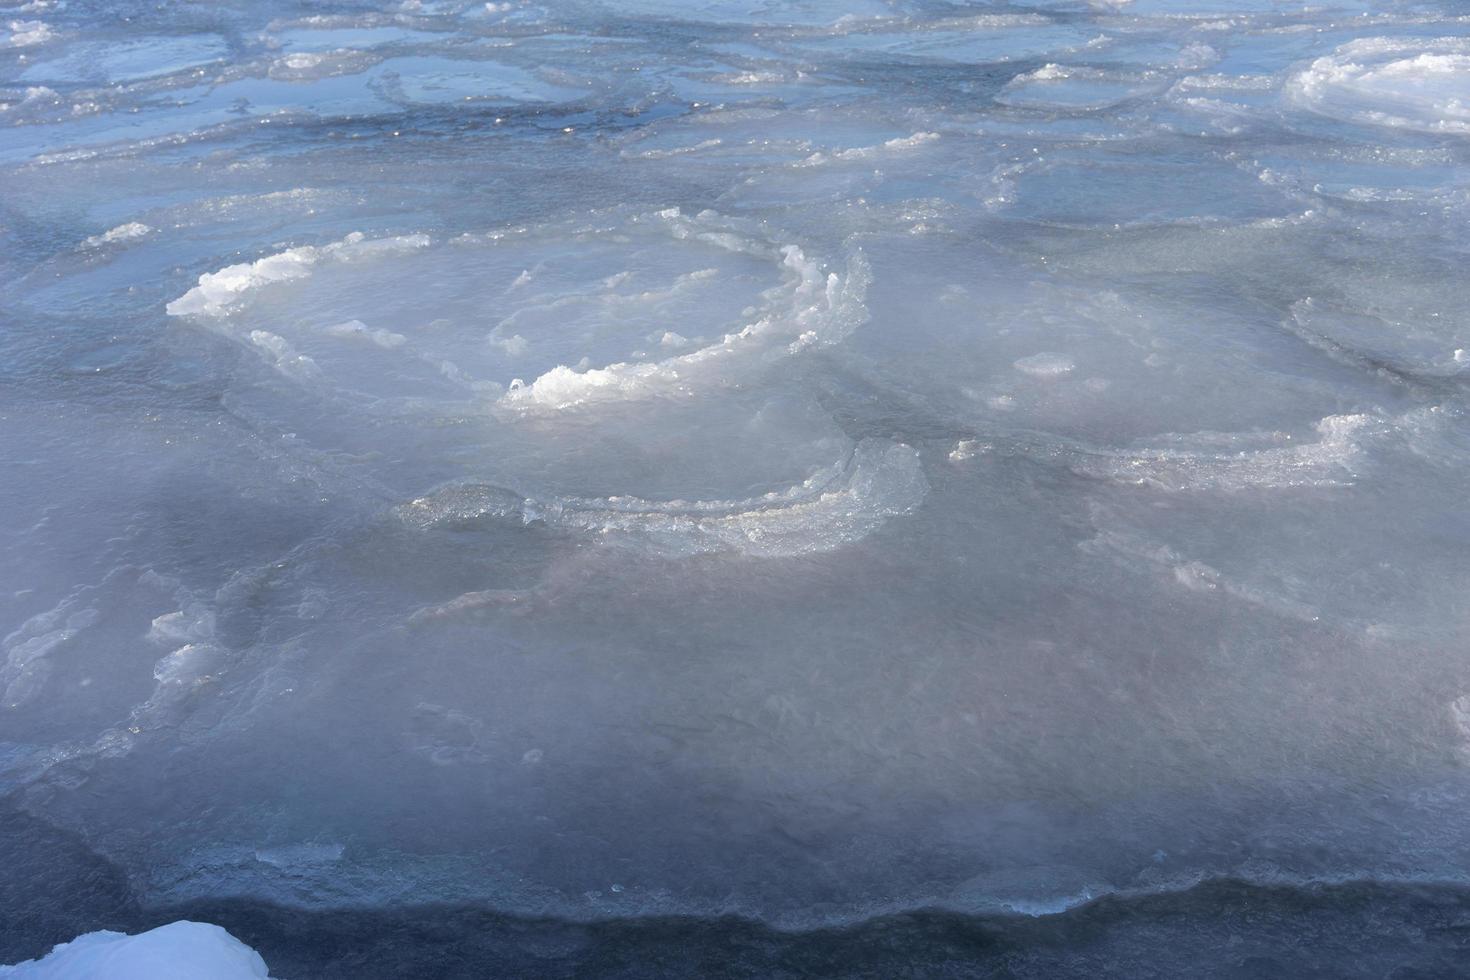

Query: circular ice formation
[[1287, 37, 1470, 135], [398, 437, 927, 558], [166, 209, 870, 412], [163, 210, 907, 556]]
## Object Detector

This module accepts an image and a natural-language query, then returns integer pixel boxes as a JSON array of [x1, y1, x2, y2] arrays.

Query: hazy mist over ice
[[3, 0, 1470, 974]]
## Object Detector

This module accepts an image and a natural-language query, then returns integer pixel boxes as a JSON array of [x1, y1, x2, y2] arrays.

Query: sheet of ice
[[5, 0, 1470, 975]]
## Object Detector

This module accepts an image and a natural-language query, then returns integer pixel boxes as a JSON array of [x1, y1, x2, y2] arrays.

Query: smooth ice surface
[[0, 922, 271, 979], [4, 0, 1470, 974]]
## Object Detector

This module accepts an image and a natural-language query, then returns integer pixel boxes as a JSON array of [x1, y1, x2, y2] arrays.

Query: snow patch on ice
[[0, 922, 272, 979], [1287, 37, 1470, 135], [4, 19, 53, 47], [80, 222, 152, 250], [166, 232, 431, 318], [1014, 352, 1076, 378]]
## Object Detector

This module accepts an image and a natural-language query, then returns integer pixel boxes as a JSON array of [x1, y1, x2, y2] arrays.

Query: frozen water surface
[[4, 0, 1470, 976]]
